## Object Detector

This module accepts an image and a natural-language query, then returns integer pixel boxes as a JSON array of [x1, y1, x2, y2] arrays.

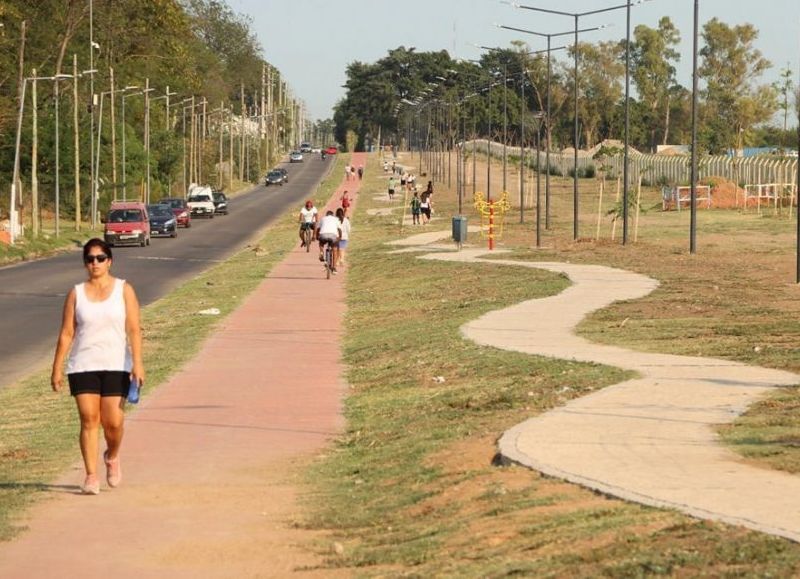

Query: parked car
[[159, 197, 191, 228], [265, 170, 284, 186], [147, 204, 178, 238], [289, 151, 304, 163], [212, 190, 229, 215], [104, 201, 150, 247], [187, 184, 216, 218], [324, 146, 338, 155]]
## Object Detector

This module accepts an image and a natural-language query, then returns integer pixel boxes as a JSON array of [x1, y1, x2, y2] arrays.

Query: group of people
[[297, 191, 352, 274], [410, 181, 434, 225], [344, 164, 364, 181], [387, 171, 420, 201]]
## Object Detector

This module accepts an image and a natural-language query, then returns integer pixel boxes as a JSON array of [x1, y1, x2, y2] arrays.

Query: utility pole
[[73, 54, 81, 230], [201, 98, 207, 184], [31, 71, 39, 237], [228, 107, 234, 191], [240, 83, 245, 181], [218, 102, 224, 189], [110, 67, 117, 198], [189, 95, 195, 185], [261, 63, 266, 170], [145, 77, 151, 203]]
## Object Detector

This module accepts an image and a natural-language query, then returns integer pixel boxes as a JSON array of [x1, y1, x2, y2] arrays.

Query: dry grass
[[301, 152, 800, 576]]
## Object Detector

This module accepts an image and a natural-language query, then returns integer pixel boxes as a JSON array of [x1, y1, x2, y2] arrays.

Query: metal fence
[[464, 139, 799, 189]]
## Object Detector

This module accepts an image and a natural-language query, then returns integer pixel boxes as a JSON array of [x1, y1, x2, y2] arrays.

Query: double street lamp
[[505, 0, 649, 242], [495, 23, 601, 233]]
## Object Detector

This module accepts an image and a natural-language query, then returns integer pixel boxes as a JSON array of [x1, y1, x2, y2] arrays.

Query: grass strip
[[0, 153, 348, 541], [302, 153, 800, 576]]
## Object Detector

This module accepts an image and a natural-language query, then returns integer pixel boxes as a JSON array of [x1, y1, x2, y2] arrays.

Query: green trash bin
[[452, 215, 467, 245]]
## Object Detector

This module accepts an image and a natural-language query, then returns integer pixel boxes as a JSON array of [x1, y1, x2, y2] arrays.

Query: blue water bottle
[[127, 378, 140, 404]]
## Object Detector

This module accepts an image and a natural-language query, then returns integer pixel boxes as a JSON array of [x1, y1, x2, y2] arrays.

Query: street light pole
[[503, 1, 648, 240], [690, 0, 699, 254], [496, 23, 600, 233]]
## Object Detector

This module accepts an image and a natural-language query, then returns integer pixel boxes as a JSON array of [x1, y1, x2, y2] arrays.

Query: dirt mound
[[700, 176, 747, 209]]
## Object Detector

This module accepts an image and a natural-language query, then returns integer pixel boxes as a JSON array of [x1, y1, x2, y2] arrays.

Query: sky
[[229, 0, 800, 122]]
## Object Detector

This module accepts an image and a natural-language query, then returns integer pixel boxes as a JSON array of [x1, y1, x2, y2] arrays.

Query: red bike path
[[0, 153, 366, 578]]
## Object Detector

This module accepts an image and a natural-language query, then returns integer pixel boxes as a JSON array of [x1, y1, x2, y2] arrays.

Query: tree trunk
[[662, 93, 671, 146]]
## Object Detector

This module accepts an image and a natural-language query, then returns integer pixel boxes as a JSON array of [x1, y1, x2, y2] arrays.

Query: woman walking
[[51, 238, 144, 495]]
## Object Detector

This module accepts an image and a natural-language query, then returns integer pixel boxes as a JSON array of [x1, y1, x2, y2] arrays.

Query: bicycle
[[301, 223, 313, 252], [323, 240, 335, 279]]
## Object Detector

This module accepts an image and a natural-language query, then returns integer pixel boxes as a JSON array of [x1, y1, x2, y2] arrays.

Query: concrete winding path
[[393, 230, 800, 542]]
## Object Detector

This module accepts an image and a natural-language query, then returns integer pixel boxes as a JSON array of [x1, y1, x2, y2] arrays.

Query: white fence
[[463, 139, 799, 189]]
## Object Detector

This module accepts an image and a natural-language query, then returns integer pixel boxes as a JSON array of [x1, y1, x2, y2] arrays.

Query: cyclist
[[317, 210, 342, 272], [298, 200, 318, 247]]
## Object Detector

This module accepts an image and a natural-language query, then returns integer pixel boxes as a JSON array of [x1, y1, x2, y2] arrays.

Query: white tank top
[[67, 278, 132, 374]]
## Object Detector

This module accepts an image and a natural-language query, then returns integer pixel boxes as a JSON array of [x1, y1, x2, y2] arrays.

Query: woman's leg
[[100, 396, 125, 460], [75, 394, 102, 475]]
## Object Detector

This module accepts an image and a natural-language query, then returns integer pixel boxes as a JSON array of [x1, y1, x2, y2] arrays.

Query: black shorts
[[421, 208, 431, 218], [68, 371, 130, 397]]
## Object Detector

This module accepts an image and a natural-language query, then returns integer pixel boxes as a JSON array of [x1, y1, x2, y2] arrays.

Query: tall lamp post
[[52, 73, 76, 237], [120, 87, 145, 200], [149, 88, 178, 197], [506, 1, 650, 242], [9, 73, 75, 244], [496, 24, 595, 231], [505, 1, 650, 241], [95, 85, 139, 212]]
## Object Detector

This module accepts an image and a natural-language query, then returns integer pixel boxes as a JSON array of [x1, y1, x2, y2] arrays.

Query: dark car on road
[[159, 197, 191, 228], [265, 170, 284, 186], [212, 190, 229, 215], [147, 204, 178, 238]]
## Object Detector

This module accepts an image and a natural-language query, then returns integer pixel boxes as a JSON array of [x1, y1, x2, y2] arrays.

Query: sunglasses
[[84, 254, 109, 264]]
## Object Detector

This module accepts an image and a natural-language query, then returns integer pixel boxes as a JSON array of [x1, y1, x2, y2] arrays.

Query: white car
[[289, 151, 304, 163], [186, 184, 215, 218]]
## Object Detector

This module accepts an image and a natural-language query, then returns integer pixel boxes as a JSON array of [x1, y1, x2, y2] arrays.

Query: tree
[[569, 41, 624, 148], [630, 17, 680, 151], [699, 18, 777, 154]]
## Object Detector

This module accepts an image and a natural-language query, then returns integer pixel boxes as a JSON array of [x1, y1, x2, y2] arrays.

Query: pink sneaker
[[81, 474, 100, 495], [104, 450, 122, 488]]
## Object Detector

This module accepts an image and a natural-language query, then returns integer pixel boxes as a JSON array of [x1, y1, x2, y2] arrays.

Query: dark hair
[[82, 238, 113, 262], [335, 208, 345, 220], [326, 210, 334, 216]]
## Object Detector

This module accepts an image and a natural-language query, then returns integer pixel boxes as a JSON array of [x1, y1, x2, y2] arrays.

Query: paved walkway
[[399, 232, 800, 542], [0, 153, 366, 578]]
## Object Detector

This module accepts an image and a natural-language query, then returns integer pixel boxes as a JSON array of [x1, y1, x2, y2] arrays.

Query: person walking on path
[[424, 181, 433, 197], [420, 191, 432, 224], [388, 176, 397, 201], [357, 165, 364, 180], [344, 164, 352, 181], [335, 207, 351, 269], [410, 191, 422, 225], [341, 190, 352, 216], [50, 238, 144, 495]]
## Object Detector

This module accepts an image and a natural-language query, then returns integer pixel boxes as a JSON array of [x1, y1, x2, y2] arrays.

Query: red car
[[159, 198, 192, 228], [324, 146, 338, 155]]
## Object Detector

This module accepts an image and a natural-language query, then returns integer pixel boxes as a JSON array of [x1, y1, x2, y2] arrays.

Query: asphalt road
[[0, 156, 333, 391]]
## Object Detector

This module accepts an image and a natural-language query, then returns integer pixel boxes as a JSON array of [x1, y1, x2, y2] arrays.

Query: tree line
[[0, 0, 301, 230], [334, 16, 798, 155]]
